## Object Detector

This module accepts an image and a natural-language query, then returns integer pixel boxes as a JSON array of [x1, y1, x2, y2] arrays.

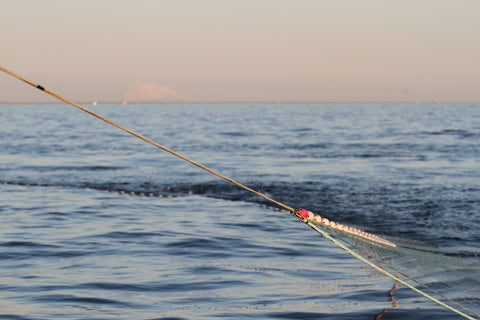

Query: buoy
[[299, 208, 309, 219]]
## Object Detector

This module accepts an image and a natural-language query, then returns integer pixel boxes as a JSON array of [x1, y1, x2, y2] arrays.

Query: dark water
[[0, 103, 479, 319]]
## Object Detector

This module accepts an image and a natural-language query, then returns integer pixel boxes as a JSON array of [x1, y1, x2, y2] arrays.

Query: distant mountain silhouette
[[123, 83, 193, 102]]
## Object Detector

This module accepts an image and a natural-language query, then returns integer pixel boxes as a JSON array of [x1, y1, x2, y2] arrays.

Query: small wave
[[0, 241, 59, 248], [97, 231, 167, 239], [219, 131, 256, 137], [421, 129, 478, 139], [19, 165, 126, 172], [31, 294, 128, 306], [0, 249, 93, 260], [76, 279, 248, 292], [443, 251, 480, 258], [0, 315, 34, 320]]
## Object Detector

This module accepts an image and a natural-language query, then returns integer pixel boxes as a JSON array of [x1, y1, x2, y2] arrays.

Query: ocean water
[[0, 103, 479, 320]]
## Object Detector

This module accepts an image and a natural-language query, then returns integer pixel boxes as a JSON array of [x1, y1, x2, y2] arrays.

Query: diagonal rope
[[0, 65, 294, 213], [1, 65, 476, 320]]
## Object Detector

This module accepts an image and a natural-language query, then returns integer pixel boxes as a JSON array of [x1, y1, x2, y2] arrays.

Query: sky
[[1, 0, 480, 103]]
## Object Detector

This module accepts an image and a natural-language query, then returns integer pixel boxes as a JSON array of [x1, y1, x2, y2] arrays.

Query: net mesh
[[299, 209, 480, 319]]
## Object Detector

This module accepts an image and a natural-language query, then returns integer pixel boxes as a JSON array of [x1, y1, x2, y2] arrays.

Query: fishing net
[[296, 208, 480, 319]]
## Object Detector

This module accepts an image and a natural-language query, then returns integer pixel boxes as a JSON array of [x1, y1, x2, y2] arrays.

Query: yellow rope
[[0, 65, 294, 213]]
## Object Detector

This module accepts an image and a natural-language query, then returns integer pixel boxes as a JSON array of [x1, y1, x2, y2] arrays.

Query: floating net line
[[1, 66, 477, 319]]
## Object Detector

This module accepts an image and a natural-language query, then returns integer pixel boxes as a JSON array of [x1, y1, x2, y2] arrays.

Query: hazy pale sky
[[1, 0, 479, 102]]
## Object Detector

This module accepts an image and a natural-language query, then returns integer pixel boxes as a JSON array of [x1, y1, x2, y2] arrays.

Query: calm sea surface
[[0, 103, 479, 319]]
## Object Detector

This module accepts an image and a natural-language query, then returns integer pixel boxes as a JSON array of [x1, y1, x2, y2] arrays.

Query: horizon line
[[0, 99, 478, 105]]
